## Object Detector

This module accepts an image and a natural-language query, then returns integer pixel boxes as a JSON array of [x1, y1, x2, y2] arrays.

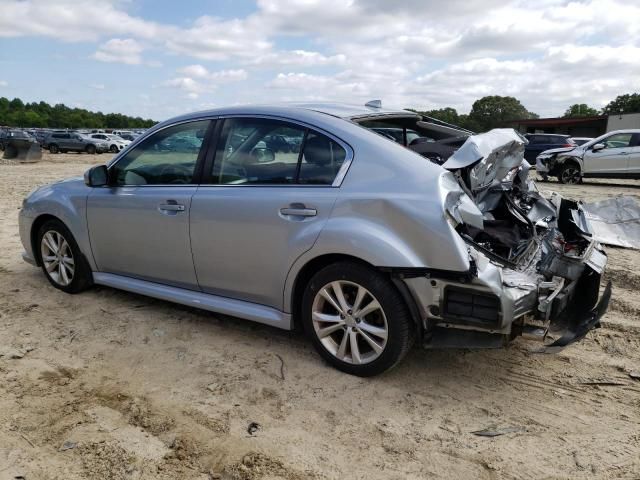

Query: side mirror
[[591, 143, 606, 152], [84, 165, 108, 187]]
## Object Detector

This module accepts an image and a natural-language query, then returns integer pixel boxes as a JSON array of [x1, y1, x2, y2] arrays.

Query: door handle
[[279, 207, 317, 217], [618, 151, 629, 155], [158, 201, 185, 214]]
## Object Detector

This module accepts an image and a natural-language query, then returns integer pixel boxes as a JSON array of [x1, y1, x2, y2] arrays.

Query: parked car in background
[[0, 129, 41, 160], [523, 133, 576, 164], [119, 133, 140, 142], [19, 103, 609, 376], [90, 133, 131, 153], [535, 137, 595, 180], [44, 132, 109, 154], [537, 130, 640, 183]]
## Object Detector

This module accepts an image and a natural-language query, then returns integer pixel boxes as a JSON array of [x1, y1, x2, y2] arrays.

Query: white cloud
[[0, 80, 8, 87], [92, 38, 144, 65], [164, 66, 248, 98], [0, 0, 161, 41], [89, 83, 105, 90]]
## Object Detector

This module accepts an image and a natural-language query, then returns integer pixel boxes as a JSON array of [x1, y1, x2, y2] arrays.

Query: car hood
[[538, 146, 577, 156]]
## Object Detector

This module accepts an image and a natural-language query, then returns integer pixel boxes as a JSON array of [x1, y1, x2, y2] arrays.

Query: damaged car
[[536, 130, 640, 184], [18, 102, 611, 376]]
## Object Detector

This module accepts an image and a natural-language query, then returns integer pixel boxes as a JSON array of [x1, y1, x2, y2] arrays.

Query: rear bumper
[[403, 236, 609, 350]]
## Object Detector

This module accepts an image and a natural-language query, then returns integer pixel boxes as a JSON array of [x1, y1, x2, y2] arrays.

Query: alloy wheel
[[561, 166, 580, 184], [40, 230, 75, 286], [311, 280, 388, 365]]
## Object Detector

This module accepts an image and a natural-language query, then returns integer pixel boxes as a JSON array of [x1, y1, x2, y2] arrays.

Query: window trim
[[105, 117, 217, 187], [201, 114, 354, 188]]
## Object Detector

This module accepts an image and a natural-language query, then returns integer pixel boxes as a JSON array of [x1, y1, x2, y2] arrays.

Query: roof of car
[[167, 102, 417, 124]]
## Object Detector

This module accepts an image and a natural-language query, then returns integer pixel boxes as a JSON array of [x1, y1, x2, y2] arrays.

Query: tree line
[[2, 92, 640, 132], [0, 97, 156, 129], [412, 92, 640, 133]]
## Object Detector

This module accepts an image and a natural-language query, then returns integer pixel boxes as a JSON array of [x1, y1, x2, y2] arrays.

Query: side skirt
[[93, 272, 293, 330]]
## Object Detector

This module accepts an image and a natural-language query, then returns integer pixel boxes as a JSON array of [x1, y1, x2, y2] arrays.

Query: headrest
[[304, 135, 333, 166]]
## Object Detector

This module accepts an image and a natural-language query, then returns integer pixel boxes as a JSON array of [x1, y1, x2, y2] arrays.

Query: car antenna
[[365, 99, 382, 108]]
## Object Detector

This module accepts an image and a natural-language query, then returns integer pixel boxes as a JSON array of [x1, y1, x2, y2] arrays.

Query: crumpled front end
[[414, 129, 610, 350]]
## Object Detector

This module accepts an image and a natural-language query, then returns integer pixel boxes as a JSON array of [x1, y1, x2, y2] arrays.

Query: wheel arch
[[30, 214, 65, 266], [287, 253, 423, 336]]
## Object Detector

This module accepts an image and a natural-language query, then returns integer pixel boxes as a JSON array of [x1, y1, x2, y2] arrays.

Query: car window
[[602, 133, 633, 149], [111, 120, 210, 186], [212, 118, 305, 185], [211, 117, 347, 186], [298, 131, 347, 185]]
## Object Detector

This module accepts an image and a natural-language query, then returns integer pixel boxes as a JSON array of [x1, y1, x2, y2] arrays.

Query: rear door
[[190, 116, 350, 309], [87, 119, 214, 289], [582, 132, 633, 175]]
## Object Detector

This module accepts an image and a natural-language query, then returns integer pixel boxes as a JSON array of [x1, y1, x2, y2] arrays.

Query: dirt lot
[[1, 152, 639, 479]]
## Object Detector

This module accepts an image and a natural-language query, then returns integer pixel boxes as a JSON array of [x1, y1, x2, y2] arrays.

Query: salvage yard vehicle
[[523, 133, 575, 164], [90, 133, 131, 153], [0, 129, 42, 161], [19, 103, 611, 376], [536, 129, 640, 184], [43, 132, 109, 154]]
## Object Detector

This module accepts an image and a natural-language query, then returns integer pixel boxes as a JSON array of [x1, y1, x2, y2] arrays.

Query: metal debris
[[581, 196, 640, 249]]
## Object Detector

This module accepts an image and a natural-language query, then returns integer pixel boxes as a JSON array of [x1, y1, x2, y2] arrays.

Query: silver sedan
[[19, 103, 611, 376]]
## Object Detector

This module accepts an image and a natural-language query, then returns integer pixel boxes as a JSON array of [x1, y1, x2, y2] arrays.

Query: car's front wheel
[[37, 219, 92, 294], [302, 262, 414, 376], [49, 144, 59, 154], [85, 144, 96, 154], [110, 144, 119, 153], [558, 163, 582, 184]]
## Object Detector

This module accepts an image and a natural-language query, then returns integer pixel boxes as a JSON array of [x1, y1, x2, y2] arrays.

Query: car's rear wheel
[[110, 144, 119, 153], [37, 219, 92, 294], [85, 144, 96, 154], [302, 262, 414, 376], [558, 163, 581, 184], [49, 144, 59, 154]]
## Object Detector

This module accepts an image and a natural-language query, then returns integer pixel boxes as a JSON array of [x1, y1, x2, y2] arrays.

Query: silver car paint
[[87, 186, 199, 290], [19, 103, 592, 336]]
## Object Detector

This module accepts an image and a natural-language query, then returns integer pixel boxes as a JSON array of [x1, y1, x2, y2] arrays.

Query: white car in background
[[90, 133, 131, 153], [536, 130, 640, 183]]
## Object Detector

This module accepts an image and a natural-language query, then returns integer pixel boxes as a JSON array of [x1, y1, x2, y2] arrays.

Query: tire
[[302, 262, 414, 376], [110, 144, 119, 153], [558, 163, 582, 184], [85, 144, 96, 154], [4, 145, 17, 159], [37, 219, 93, 294], [49, 144, 59, 154]]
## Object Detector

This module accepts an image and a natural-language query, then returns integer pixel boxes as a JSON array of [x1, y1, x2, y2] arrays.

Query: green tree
[[563, 103, 600, 117], [0, 96, 156, 128], [422, 107, 460, 125], [468, 95, 536, 131], [602, 93, 640, 115]]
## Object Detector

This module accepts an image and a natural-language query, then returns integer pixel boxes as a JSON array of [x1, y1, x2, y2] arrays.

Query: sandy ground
[[1, 152, 639, 480]]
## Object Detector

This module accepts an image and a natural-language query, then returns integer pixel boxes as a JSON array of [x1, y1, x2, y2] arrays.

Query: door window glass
[[212, 118, 305, 185], [111, 120, 210, 185], [298, 131, 347, 185], [602, 133, 633, 149]]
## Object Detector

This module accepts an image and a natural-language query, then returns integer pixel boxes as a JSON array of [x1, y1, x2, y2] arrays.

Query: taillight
[[562, 143, 574, 147]]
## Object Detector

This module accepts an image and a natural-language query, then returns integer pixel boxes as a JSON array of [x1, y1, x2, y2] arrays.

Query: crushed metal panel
[[581, 196, 640, 249]]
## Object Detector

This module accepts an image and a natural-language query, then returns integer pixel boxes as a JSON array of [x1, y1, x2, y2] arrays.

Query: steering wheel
[[158, 164, 192, 184]]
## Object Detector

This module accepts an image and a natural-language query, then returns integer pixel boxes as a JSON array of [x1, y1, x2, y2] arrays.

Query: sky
[[0, 0, 639, 121]]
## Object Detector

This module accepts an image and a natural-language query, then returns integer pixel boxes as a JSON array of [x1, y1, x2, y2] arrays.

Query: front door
[[87, 119, 213, 289], [582, 132, 633, 175], [190, 117, 349, 309]]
